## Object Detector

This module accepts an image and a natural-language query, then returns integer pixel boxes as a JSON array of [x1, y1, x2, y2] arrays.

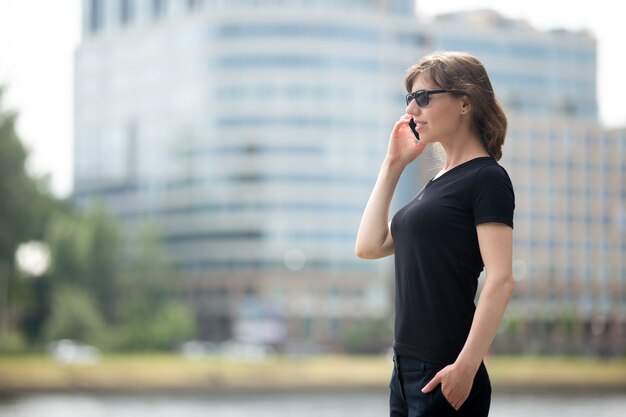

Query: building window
[[152, 0, 167, 19], [125, 120, 138, 179], [119, 0, 134, 25], [89, 0, 104, 33], [187, 0, 203, 10]]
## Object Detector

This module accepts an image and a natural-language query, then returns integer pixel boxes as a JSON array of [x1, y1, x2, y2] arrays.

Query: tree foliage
[[45, 286, 107, 345], [0, 87, 60, 349], [0, 87, 56, 268], [113, 223, 196, 351], [1, 87, 196, 352], [46, 205, 122, 323], [341, 317, 393, 354], [45, 210, 196, 351], [117, 301, 196, 351]]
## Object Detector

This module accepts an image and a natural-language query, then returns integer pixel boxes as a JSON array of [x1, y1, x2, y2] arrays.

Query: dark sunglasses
[[405, 89, 455, 108]]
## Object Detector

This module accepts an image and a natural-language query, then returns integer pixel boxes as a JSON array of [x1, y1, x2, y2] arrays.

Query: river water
[[0, 391, 625, 417]]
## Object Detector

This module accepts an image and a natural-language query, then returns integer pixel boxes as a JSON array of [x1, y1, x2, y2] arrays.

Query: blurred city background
[[0, 0, 625, 416]]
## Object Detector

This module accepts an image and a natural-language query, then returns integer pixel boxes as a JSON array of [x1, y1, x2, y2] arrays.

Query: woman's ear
[[460, 96, 472, 115]]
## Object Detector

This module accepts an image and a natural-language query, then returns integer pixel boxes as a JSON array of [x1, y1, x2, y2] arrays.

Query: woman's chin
[[418, 136, 433, 144]]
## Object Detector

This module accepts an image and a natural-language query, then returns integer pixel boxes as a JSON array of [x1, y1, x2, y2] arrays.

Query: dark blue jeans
[[389, 355, 491, 417]]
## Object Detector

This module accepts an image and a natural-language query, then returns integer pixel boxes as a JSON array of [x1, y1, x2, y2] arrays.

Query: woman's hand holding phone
[[386, 114, 426, 168]]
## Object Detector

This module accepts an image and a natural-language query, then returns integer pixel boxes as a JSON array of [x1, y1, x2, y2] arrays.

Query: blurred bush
[[341, 317, 393, 354], [0, 88, 195, 353]]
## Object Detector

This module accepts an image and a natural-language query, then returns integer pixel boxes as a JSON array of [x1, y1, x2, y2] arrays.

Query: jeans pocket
[[427, 385, 456, 415], [389, 365, 407, 403]]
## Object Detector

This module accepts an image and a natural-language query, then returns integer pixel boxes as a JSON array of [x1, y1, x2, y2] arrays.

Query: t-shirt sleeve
[[471, 164, 515, 228]]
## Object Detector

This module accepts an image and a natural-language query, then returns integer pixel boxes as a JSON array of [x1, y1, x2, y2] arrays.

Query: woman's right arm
[[355, 114, 425, 259]]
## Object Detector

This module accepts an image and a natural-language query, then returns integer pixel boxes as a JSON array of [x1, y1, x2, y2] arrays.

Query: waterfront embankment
[[1, 354, 625, 395]]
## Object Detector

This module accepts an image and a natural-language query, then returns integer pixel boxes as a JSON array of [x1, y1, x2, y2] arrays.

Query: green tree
[[118, 301, 196, 351], [113, 224, 196, 350], [118, 224, 174, 311], [46, 215, 196, 351], [45, 286, 107, 345], [0, 86, 194, 351], [341, 317, 393, 354], [0, 86, 59, 349], [0, 89, 42, 262], [46, 205, 122, 323]]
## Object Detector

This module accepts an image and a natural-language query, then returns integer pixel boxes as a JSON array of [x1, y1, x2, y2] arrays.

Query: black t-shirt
[[390, 156, 515, 365]]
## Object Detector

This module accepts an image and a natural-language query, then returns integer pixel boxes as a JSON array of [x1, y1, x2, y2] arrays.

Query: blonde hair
[[404, 51, 507, 161]]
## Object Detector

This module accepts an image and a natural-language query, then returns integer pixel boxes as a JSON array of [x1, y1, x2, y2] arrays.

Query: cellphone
[[409, 119, 420, 142]]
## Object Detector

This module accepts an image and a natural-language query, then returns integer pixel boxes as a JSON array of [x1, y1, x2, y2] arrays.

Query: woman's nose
[[406, 99, 420, 114]]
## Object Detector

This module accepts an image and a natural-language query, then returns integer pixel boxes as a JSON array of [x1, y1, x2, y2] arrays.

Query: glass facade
[[119, 0, 135, 25], [76, 0, 417, 344], [425, 11, 598, 121], [498, 122, 625, 352], [76, 3, 625, 352], [83, 0, 416, 35], [415, 11, 625, 354]]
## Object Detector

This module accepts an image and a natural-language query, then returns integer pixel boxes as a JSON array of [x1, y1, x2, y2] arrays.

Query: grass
[[486, 355, 626, 391], [1, 354, 625, 394]]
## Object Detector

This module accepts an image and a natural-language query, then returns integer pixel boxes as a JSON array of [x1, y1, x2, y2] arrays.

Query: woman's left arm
[[422, 222, 514, 410]]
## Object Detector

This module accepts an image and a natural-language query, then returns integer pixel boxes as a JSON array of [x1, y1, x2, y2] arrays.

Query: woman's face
[[406, 75, 465, 144]]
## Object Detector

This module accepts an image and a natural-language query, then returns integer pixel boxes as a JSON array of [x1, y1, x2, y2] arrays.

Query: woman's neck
[[440, 133, 489, 171]]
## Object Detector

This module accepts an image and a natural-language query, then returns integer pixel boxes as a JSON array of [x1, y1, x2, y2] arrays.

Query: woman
[[355, 51, 515, 416]]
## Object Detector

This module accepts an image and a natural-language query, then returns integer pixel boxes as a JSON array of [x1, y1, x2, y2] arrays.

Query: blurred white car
[[47, 339, 101, 364]]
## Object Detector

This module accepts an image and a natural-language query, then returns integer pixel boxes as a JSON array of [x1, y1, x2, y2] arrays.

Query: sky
[[0, 0, 624, 198]]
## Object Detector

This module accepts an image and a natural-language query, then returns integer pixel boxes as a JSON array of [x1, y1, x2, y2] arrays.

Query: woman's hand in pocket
[[421, 363, 475, 410]]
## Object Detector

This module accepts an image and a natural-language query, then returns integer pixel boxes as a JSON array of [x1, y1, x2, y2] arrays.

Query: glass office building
[[75, 0, 420, 348], [75, 3, 625, 353], [425, 10, 597, 121], [419, 11, 625, 354], [500, 120, 626, 354]]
